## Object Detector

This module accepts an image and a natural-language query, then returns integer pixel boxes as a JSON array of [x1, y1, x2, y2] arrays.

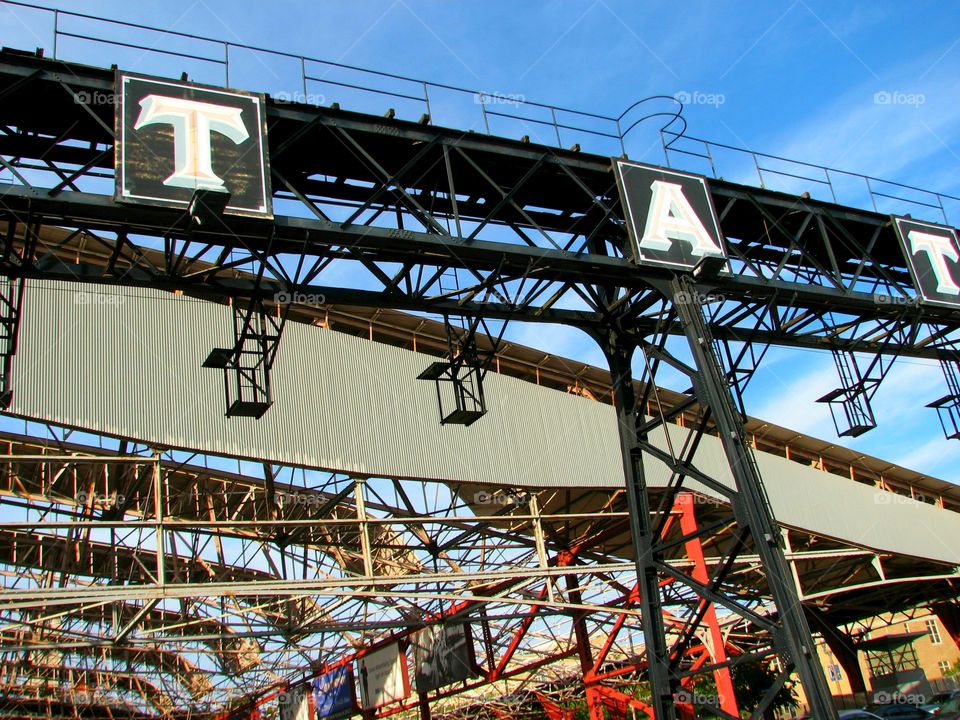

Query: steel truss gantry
[[0, 426, 953, 720], [0, 46, 957, 720], [0, 429, 748, 718]]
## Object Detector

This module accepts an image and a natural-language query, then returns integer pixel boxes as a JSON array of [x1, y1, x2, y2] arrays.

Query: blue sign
[[314, 666, 357, 720]]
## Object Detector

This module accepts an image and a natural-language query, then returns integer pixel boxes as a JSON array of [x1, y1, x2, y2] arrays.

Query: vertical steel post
[[807, 609, 868, 700], [152, 453, 165, 587], [422, 82, 432, 122], [604, 333, 677, 720], [670, 274, 837, 720], [567, 572, 605, 720], [223, 42, 230, 87], [417, 691, 431, 720], [676, 493, 738, 717], [529, 494, 554, 604], [355, 478, 373, 578]]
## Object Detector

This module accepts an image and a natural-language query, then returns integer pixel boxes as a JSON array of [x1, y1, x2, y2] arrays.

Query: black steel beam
[[0, 53, 953, 363]]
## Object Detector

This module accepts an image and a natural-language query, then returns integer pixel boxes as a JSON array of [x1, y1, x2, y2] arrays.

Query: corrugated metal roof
[[14, 222, 955, 507], [11, 280, 623, 488], [9, 279, 960, 567]]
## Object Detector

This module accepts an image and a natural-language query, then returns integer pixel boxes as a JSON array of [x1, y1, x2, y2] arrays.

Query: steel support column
[[417, 691, 431, 720], [669, 274, 837, 720], [805, 607, 867, 700], [567, 571, 605, 720], [675, 493, 738, 718], [604, 333, 677, 720]]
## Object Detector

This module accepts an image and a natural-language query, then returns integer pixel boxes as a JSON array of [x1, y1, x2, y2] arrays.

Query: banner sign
[[411, 622, 478, 692], [279, 684, 312, 720], [313, 666, 358, 720], [116, 72, 272, 218], [357, 643, 410, 710], [613, 159, 727, 271], [892, 216, 960, 307]]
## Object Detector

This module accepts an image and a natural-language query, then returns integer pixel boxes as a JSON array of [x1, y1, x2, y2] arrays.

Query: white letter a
[[640, 180, 722, 258]]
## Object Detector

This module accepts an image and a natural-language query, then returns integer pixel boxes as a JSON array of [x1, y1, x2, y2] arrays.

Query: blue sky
[[1, 1, 960, 481]]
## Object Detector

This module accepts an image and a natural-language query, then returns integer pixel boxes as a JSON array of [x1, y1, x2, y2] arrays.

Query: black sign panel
[[116, 72, 272, 218], [411, 622, 478, 693], [893, 216, 960, 307], [613, 159, 726, 270]]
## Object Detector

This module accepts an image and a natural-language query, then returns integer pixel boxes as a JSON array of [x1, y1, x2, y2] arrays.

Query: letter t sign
[[115, 72, 272, 218]]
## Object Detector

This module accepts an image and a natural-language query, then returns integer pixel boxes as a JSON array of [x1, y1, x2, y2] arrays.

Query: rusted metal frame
[[753, 202, 843, 290], [647, 412, 715, 541], [46, 147, 113, 197], [56, 79, 115, 139], [653, 557, 774, 633]]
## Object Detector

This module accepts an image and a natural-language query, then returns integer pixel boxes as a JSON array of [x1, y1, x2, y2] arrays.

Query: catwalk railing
[[0, 0, 685, 158], [661, 130, 960, 226], [2, 0, 956, 226]]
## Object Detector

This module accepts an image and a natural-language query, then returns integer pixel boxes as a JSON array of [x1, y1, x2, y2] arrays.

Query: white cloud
[[850, 359, 943, 432], [753, 55, 960, 206], [745, 351, 837, 437], [894, 436, 960, 482]]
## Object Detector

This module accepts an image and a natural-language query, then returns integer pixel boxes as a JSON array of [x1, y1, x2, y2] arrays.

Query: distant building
[[798, 608, 960, 711]]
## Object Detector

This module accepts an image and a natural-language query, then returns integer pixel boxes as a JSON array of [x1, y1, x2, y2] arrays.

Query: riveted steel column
[[670, 274, 837, 720], [605, 333, 676, 720]]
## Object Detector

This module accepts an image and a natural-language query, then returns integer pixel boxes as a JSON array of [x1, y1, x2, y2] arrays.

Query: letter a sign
[[892, 216, 960, 307], [116, 72, 272, 218], [614, 160, 727, 270]]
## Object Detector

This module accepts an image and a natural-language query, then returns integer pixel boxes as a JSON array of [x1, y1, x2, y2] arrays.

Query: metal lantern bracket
[[817, 349, 896, 438], [203, 296, 287, 419], [418, 313, 507, 427], [927, 358, 960, 440]]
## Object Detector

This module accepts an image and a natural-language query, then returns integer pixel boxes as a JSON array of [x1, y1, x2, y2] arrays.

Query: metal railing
[[661, 130, 960, 225], [1, 0, 956, 225], [0, 0, 685, 157]]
